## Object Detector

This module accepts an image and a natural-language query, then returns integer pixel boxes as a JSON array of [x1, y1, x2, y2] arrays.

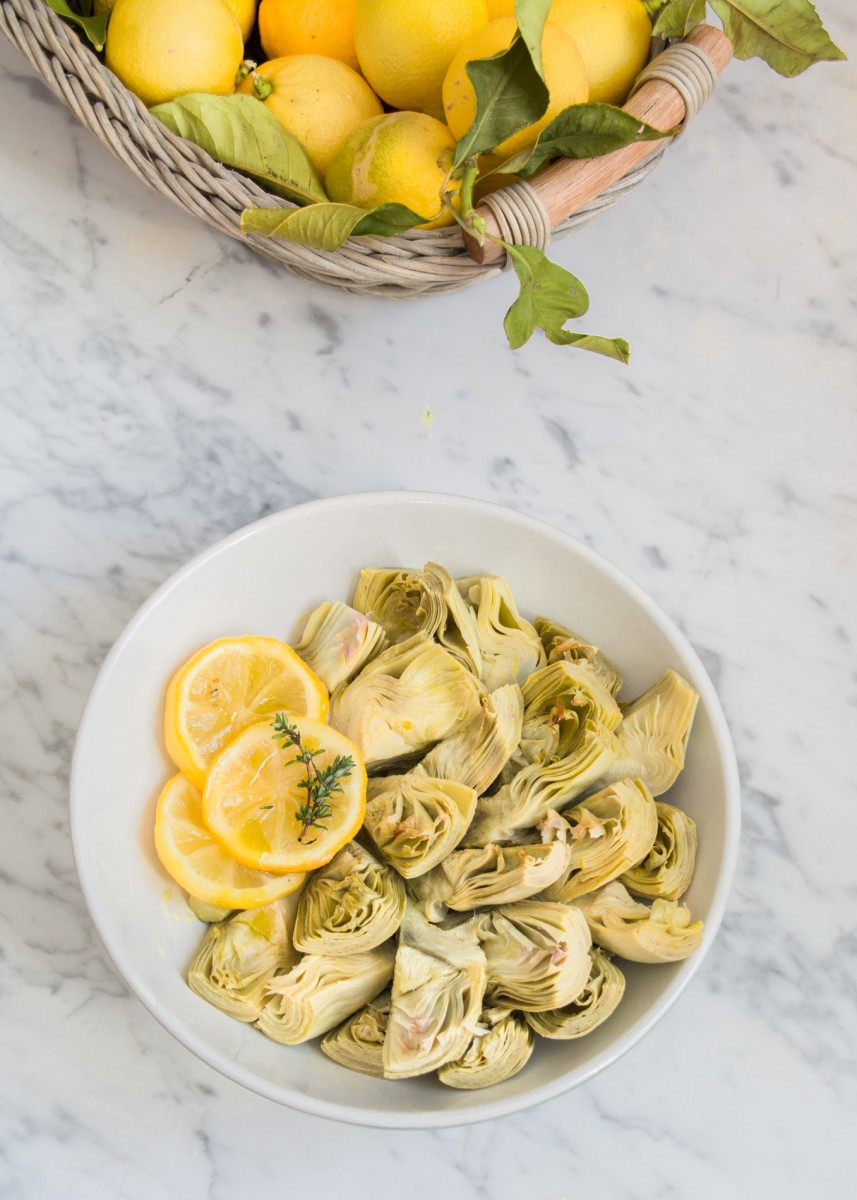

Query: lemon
[[259, 0, 360, 70], [237, 56, 383, 174], [326, 111, 461, 230], [203, 717, 367, 874], [443, 17, 589, 158], [226, 0, 256, 41], [354, 0, 488, 117], [155, 774, 305, 908], [164, 636, 328, 789], [104, 0, 244, 108], [549, 0, 652, 104]]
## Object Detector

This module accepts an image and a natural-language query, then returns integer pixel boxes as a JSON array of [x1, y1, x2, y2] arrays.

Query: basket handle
[[463, 23, 733, 266]]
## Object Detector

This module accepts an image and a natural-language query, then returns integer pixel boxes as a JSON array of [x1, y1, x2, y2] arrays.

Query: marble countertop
[[1, 8, 856, 1196]]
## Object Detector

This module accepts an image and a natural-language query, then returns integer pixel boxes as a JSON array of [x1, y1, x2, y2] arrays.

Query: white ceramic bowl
[[71, 492, 740, 1128]]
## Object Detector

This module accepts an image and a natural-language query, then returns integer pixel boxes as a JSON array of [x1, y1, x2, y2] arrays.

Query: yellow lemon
[[104, 0, 244, 108], [258, 0, 360, 70], [237, 56, 383, 174], [354, 0, 488, 117], [485, 0, 513, 14], [443, 17, 589, 158], [203, 717, 367, 874], [326, 111, 461, 230], [164, 636, 328, 789], [154, 774, 306, 908], [549, 0, 652, 104], [225, 0, 256, 41]]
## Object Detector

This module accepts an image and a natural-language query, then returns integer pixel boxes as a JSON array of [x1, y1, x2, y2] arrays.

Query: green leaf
[[514, 0, 553, 78], [453, 36, 549, 167], [241, 202, 425, 250], [503, 244, 630, 360], [495, 103, 675, 177], [44, 0, 109, 50], [652, 0, 708, 38], [709, 0, 846, 76], [150, 93, 327, 206]]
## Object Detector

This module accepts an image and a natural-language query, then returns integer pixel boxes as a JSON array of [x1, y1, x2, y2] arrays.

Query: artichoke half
[[329, 634, 484, 769], [571, 881, 703, 963], [320, 990, 391, 1078], [599, 670, 699, 796], [457, 574, 545, 689], [474, 900, 592, 1012], [257, 942, 395, 1045], [534, 616, 623, 697], [187, 896, 300, 1022], [292, 841, 405, 955], [413, 684, 524, 796], [423, 840, 572, 912], [541, 778, 658, 902], [294, 600, 387, 692], [621, 800, 697, 900], [525, 947, 625, 1039], [438, 1007, 534, 1090], [383, 904, 487, 1078], [363, 774, 477, 880], [465, 719, 615, 847]]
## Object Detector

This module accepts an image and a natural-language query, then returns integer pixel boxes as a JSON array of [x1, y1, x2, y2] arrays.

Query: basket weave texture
[[2, 0, 681, 297]]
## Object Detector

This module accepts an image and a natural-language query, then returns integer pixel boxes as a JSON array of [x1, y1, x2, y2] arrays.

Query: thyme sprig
[[272, 713, 355, 844]]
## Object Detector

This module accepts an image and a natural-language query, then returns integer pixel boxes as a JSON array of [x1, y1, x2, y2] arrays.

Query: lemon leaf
[[494, 103, 675, 178], [44, 0, 109, 50], [453, 36, 549, 167], [514, 0, 553, 78], [708, 0, 846, 76], [651, 0, 707, 38], [241, 203, 426, 250], [150, 93, 327, 206], [503, 244, 630, 360]]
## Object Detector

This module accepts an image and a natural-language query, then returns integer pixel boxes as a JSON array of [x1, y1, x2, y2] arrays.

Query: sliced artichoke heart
[[534, 615, 623, 697], [457, 573, 545, 689], [438, 1007, 534, 1090], [432, 840, 572, 911], [383, 904, 487, 1078], [294, 600, 387, 692], [320, 990, 391, 1078], [525, 947, 625, 1039], [413, 683, 524, 796], [474, 900, 592, 1012], [257, 942, 395, 1044], [621, 800, 697, 900], [599, 669, 699, 796], [364, 774, 477, 879], [571, 880, 703, 963], [292, 840, 405, 955]]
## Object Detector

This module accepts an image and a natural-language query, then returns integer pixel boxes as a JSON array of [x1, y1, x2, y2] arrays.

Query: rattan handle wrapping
[[465, 24, 733, 266]]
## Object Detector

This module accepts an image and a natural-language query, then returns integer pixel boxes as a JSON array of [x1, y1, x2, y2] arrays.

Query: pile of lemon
[[155, 636, 367, 910], [103, 0, 652, 227]]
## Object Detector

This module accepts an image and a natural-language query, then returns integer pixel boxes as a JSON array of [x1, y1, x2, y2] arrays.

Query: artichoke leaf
[[329, 634, 484, 769], [320, 990, 392, 1078], [438, 1007, 534, 1090], [534, 615, 623, 696], [525, 947, 625, 1039], [404, 867, 455, 923], [187, 894, 301, 1022], [465, 719, 615, 847], [293, 841, 405, 955], [457, 574, 546, 688], [430, 839, 572, 911], [257, 941, 395, 1044], [364, 774, 477, 879], [413, 684, 524, 796], [474, 900, 592, 1012], [571, 880, 703, 963], [383, 904, 487, 1078], [294, 600, 387, 692], [621, 800, 697, 900], [541, 778, 658, 902], [599, 670, 699, 796]]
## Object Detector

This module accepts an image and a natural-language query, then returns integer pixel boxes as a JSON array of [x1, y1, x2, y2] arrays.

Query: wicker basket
[[0, 0, 731, 297]]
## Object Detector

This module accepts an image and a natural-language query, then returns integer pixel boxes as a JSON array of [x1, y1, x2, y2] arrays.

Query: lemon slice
[[154, 774, 306, 909], [203, 717, 367, 874], [164, 636, 329, 788]]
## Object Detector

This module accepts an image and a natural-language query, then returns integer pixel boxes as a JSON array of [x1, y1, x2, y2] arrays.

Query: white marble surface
[[1, 7, 856, 1195]]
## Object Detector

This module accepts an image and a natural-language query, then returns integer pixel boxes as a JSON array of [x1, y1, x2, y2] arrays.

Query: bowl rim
[[70, 490, 741, 1128]]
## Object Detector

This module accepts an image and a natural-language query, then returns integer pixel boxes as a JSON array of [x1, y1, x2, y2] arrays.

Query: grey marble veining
[[1, 6, 856, 1196]]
